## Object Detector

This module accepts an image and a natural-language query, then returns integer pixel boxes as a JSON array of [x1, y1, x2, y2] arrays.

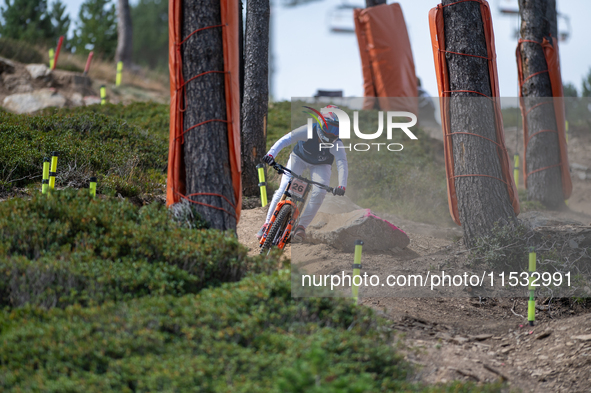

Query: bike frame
[[259, 163, 333, 250]]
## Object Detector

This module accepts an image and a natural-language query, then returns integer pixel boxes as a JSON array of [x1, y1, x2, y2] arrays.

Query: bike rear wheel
[[260, 204, 292, 255]]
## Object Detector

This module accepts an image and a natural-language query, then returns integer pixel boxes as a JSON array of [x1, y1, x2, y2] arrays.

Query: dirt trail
[[238, 206, 591, 392]]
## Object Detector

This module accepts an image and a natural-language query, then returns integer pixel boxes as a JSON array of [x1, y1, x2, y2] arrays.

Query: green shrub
[[0, 107, 168, 195], [0, 270, 502, 392], [0, 37, 43, 63], [0, 255, 199, 308], [0, 190, 277, 308]]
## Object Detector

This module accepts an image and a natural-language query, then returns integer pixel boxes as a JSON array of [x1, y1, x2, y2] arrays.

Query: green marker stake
[[89, 176, 97, 198], [514, 154, 519, 188], [49, 152, 58, 190], [48, 48, 55, 69], [116, 61, 123, 86], [256, 163, 268, 207], [100, 85, 106, 105], [42, 157, 50, 194], [352, 240, 364, 304], [528, 248, 536, 327]]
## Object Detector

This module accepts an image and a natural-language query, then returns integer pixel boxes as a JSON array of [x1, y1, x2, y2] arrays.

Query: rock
[[2, 74, 32, 92], [469, 334, 493, 341], [70, 92, 84, 107], [25, 64, 50, 79], [73, 74, 92, 88], [500, 346, 514, 354], [571, 334, 591, 342], [0, 56, 15, 74], [571, 163, 589, 172], [84, 96, 101, 106], [307, 209, 410, 252], [3, 88, 66, 114], [452, 336, 469, 344]]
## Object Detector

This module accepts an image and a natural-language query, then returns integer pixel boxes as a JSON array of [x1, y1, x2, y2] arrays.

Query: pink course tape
[[363, 209, 407, 235]]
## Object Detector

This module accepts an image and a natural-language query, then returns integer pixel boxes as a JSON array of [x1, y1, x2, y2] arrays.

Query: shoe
[[256, 223, 268, 240], [292, 226, 306, 243]]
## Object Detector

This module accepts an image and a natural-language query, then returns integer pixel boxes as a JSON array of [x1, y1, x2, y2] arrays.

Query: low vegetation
[[0, 101, 508, 392], [0, 189, 277, 309], [0, 103, 168, 197]]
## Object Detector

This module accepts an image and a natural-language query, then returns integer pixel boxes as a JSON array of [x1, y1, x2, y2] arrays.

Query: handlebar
[[270, 163, 335, 194]]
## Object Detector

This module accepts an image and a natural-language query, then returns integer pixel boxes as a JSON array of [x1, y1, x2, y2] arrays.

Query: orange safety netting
[[354, 3, 418, 114], [429, 0, 520, 226], [167, 0, 242, 221], [516, 36, 572, 199]]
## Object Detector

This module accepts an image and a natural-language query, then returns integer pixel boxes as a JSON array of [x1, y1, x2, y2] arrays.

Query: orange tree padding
[[354, 3, 418, 113], [428, 0, 519, 226], [516, 37, 572, 200], [167, 0, 242, 221]]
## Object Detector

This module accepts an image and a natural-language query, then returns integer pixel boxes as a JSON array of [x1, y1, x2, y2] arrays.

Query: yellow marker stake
[[514, 154, 519, 188], [48, 49, 55, 69], [528, 248, 536, 327], [100, 85, 106, 105], [256, 164, 268, 207], [116, 61, 123, 87], [565, 120, 569, 144], [49, 152, 58, 190], [352, 240, 364, 304], [89, 176, 97, 198], [42, 157, 50, 194]]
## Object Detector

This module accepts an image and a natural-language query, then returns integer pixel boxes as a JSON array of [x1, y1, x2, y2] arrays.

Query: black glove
[[262, 154, 275, 166], [334, 186, 346, 196]]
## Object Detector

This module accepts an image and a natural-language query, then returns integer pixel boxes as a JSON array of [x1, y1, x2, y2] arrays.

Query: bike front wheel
[[260, 204, 292, 255]]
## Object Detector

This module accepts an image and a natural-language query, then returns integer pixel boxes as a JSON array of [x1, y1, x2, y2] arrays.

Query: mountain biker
[[257, 105, 348, 243]]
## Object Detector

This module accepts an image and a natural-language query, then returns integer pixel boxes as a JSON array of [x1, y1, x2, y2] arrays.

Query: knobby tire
[[260, 204, 292, 255]]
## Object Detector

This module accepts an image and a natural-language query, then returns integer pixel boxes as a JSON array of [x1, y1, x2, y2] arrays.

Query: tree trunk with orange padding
[[182, 0, 237, 231], [442, 0, 517, 247], [518, 0, 564, 209]]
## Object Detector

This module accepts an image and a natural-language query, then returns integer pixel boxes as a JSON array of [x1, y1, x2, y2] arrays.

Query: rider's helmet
[[317, 105, 340, 143]]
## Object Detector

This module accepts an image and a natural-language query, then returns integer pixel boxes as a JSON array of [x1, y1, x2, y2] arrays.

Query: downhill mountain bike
[[259, 162, 335, 255]]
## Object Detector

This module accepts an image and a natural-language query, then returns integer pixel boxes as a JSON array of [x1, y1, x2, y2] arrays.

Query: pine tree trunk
[[365, 0, 386, 7], [241, 0, 269, 197], [182, 0, 237, 231], [518, 0, 564, 208], [115, 0, 133, 66], [442, 0, 517, 247], [546, 0, 558, 40]]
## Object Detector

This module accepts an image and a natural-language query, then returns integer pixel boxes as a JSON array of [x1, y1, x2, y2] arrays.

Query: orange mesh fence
[[354, 3, 418, 113], [429, 0, 519, 226], [167, 0, 242, 221], [516, 37, 572, 199]]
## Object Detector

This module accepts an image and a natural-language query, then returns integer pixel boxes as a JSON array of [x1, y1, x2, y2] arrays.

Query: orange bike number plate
[[290, 178, 307, 199]]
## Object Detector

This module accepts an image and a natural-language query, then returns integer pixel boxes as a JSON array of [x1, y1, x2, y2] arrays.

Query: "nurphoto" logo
[[306, 106, 418, 152]]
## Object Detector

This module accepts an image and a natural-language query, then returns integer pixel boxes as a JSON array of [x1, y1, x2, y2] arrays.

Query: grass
[[0, 37, 168, 94], [51, 51, 169, 94]]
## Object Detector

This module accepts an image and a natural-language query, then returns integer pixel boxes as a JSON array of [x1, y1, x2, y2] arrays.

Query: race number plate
[[290, 178, 307, 199]]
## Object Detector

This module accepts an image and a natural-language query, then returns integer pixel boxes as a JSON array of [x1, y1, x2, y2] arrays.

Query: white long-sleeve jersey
[[267, 125, 348, 188]]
